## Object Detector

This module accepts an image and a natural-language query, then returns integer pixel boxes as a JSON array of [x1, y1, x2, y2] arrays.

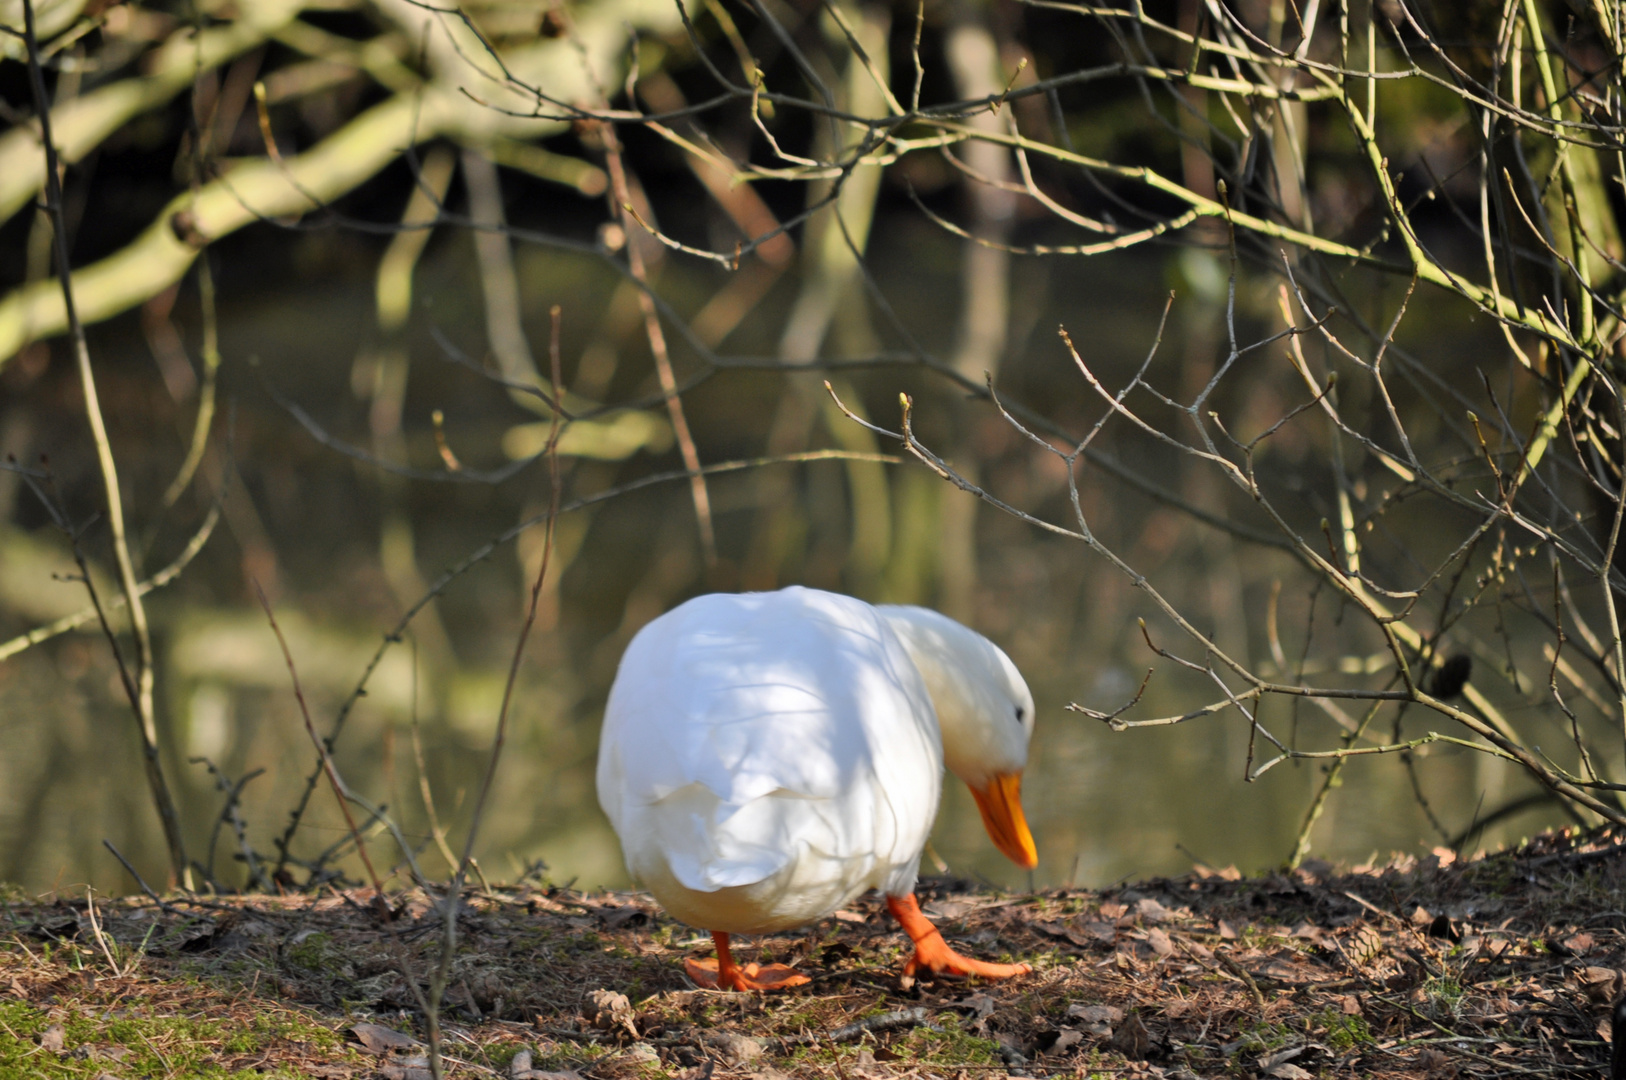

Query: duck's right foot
[[902, 942, 1032, 980], [886, 893, 1031, 981]]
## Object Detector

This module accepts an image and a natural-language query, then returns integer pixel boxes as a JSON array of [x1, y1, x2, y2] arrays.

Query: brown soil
[[4, 828, 1625, 1079]]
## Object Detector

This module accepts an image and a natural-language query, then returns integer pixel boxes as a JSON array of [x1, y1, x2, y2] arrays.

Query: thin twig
[[428, 306, 566, 1080], [583, 22, 717, 566]]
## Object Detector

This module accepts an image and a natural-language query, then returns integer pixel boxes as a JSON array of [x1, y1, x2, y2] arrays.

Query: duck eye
[[1014, 706, 1025, 723]]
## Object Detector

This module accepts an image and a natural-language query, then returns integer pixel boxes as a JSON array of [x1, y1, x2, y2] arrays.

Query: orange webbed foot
[[685, 956, 810, 991], [887, 893, 1030, 981], [685, 932, 810, 992], [902, 942, 1032, 980]]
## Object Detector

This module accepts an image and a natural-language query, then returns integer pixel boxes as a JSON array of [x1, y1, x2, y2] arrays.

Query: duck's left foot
[[686, 931, 810, 992], [887, 893, 1030, 981], [685, 956, 810, 991]]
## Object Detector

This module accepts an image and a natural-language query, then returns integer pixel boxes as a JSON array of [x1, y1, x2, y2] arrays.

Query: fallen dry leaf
[[1107, 1012, 1151, 1059], [596, 906, 646, 930], [1031, 921, 1092, 948], [1265, 1063, 1312, 1080], [1067, 1003, 1124, 1025], [1261, 1048, 1316, 1078], [1047, 1028, 1083, 1055], [350, 1023, 418, 1054], [1260, 1048, 1304, 1071], [1133, 898, 1171, 923], [1579, 966, 1621, 1003], [708, 1032, 764, 1066], [1254, 957, 1318, 985], [377, 1066, 432, 1080], [1418, 1047, 1457, 1078]]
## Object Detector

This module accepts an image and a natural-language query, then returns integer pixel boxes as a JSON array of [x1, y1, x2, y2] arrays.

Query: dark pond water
[[0, 209, 1571, 899]]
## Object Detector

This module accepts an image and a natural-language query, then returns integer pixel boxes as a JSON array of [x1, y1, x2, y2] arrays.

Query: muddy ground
[[4, 828, 1626, 1079]]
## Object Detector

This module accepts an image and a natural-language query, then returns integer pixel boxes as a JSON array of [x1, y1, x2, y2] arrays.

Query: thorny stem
[[1288, 696, 1388, 870], [21, 0, 190, 890], [252, 579, 386, 902], [0, 501, 219, 663]]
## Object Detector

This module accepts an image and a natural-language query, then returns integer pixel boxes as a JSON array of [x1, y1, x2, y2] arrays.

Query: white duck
[[596, 586, 1037, 991]]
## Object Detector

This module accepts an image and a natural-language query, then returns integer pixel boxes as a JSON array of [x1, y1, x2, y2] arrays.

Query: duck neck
[[881, 611, 1003, 788]]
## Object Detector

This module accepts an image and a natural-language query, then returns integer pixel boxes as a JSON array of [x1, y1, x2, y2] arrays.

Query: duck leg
[[685, 931, 811, 992], [886, 894, 1031, 979]]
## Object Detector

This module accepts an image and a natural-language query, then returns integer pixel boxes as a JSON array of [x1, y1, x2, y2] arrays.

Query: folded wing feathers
[[599, 588, 942, 893]]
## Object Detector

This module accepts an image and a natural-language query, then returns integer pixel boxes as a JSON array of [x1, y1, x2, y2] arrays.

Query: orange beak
[[969, 772, 1038, 869]]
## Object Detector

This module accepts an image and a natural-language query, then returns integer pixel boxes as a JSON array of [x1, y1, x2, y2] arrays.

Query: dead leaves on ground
[[3, 828, 1626, 1078]]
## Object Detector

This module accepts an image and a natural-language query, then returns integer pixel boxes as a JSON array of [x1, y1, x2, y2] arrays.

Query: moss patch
[[0, 983, 361, 1079]]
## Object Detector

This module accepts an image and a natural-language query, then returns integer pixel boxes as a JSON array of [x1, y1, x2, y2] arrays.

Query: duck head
[[878, 605, 1038, 870]]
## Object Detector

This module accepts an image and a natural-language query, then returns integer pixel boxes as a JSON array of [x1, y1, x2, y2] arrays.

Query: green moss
[[534, 1042, 609, 1074], [779, 1015, 1004, 1071], [285, 932, 347, 975], [0, 996, 356, 1079], [1235, 1018, 1294, 1053], [903, 1014, 1003, 1066], [486, 1043, 528, 1070], [1320, 1012, 1372, 1052]]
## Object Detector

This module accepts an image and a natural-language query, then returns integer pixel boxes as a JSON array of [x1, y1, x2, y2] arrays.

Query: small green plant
[[1423, 977, 1466, 1019]]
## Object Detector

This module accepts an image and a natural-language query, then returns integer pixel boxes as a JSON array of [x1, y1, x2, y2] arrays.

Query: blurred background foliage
[[0, 0, 1616, 896]]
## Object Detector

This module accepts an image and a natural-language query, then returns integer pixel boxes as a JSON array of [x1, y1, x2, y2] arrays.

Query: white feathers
[[596, 586, 1031, 935]]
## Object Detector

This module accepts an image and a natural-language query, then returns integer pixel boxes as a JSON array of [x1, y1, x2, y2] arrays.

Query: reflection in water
[[0, 232, 1565, 897]]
